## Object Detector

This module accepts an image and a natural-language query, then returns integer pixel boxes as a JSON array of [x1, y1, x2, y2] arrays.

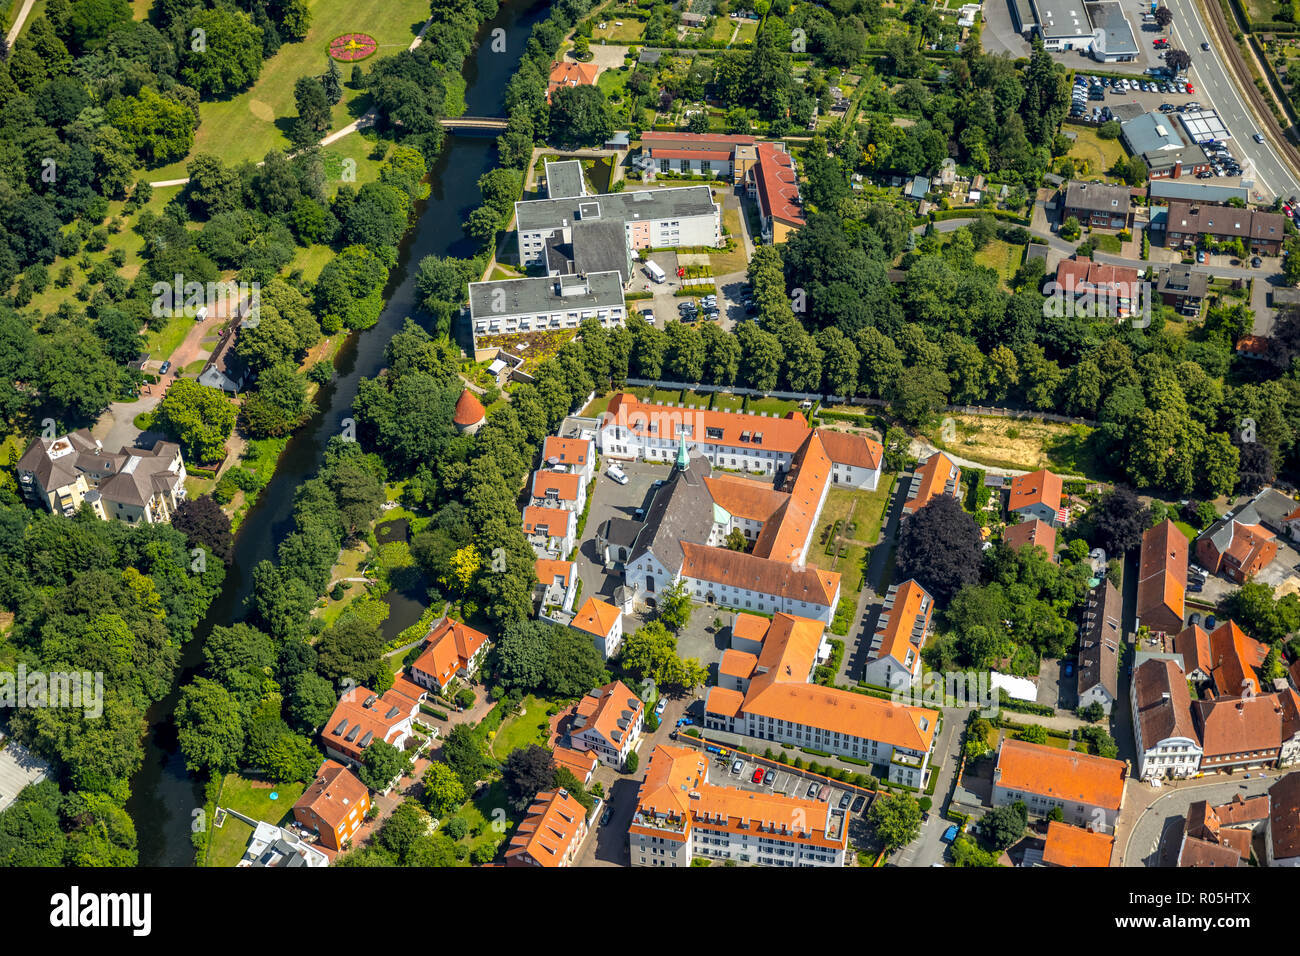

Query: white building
[[514, 186, 720, 270], [630, 744, 848, 867], [522, 504, 576, 558], [467, 272, 625, 348], [567, 681, 644, 769], [541, 435, 596, 485], [862, 580, 933, 690], [571, 596, 624, 660], [993, 738, 1127, 832], [530, 468, 586, 513], [1131, 658, 1203, 781]]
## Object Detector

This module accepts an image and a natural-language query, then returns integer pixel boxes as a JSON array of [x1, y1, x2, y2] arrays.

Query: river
[[126, 0, 550, 866]]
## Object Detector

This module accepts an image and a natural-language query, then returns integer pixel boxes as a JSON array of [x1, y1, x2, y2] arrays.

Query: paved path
[[5, 0, 35, 46]]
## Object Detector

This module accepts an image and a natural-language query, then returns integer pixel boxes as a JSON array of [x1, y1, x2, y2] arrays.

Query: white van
[[194, 305, 209, 323], [606, 463, 628, 484], [645, 261, 667, 283]]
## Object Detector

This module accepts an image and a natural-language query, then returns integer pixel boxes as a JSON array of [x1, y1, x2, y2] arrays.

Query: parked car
[[851, 795, 866, 813], [838, 792, 852, 809], [806, 782, 820, 798], [1252, 256, 1263, 268], [1202, 41, 1210, 50], [752, 767, 765, 784], [942, 825, 959, 843], [817, 784, 830, 801], [654, 699, 667, 717], [1187, 84, 1195, 93], [1205, 615, 1217, 630], [731, 759, 744, 775], [763, 769, 775, 786], [601, 806, 613, 825], [606, 463, 629, 484], [159, 361, 171, 374], [1197, 251, 1208, 263]]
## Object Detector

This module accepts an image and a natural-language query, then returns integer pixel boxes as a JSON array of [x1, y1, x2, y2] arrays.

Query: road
[[1119, 771, 1278, 866], [1167, 0, 1300, 201]]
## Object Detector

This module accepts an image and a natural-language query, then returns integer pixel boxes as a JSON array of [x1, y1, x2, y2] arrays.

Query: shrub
[[444, 817, 469, 840]]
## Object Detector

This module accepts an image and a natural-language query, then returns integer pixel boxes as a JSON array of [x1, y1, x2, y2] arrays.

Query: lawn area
[[592, 18, 647, 42], [923, 414, 1102, 477], [205, 773, 306, 867], [443, 778, 520, 859], [973, 239, 1024, 289], [683, 388, 714, 408], [1067, 127, 1128, 181], [490, 694, 558, 759], [1174, 520, 1198, 541], [582, 392, 616, 418], [289, 242, 339, 284], [710, 206, 751, 275], [744, 395, 801, 417], [711, 391, 746, 413], [805, 478, 895, 595], [141, 315, 194, 364], [147, 0, 430, 180], [314, 544, 374, 625]]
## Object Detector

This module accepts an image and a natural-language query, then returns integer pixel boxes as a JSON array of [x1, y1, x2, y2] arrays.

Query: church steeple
[[675, 432, 689, 471]]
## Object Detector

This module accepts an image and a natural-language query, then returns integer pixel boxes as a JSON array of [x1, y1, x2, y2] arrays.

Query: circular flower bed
[[329, 33, 378, 62]]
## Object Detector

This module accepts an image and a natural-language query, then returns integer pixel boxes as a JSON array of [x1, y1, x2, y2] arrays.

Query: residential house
[[1136, 519, 1188, 636], [1156, 265, 1208, 316], [1040, 820, 1115, 867], [320, 683, 423, 767], [568, 680, 644, 769], [705, 612, 938, 787], [541, 435, 595, 484], [238, 821, 329, 868], [1206, 619, 1266, 698], [530, 468, 585, 513], [629, 744, 848, 867], [1053, 257, 1142, 319], [862, 580, 933, 690], [197, 324, 248, 394], [1181, 793, 1268, 865], [1192, 693, 1284, 773], [408, 619, 490, 695], [1008, 468, 1065, 526], [992, 738, 1127, 832], [1077, 579, 1122, 715], [552, 746, 598, 786], [1131, 657, 1202, 780], [746, 142, 805, 242], [522, 503, 577, 557], [1061, 180, 1133, 230], [546, 60, 599, 103], [536, 558, 578, 614], [1266, 772, 1300, 866], [1196, 515, 1278, 584], [901, 452, 961, 516], [1177, 833, 1241, 867], [1162, 201, 1286, 254], [504, 788, 589, 867], [292, 760, 370, 852], [17, 429, 187, 524], [1174, 623, 1213, 682], [1003, 519, 1058, 559], [571, 595, 624, 660]]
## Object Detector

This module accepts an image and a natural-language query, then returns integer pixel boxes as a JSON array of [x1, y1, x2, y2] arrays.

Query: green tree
[[868, 791, 922, 851], [658, 579, 693, 631], [153, 379, 236, 464], [175, 677, 245, 774], [422, 761, 467, 818]]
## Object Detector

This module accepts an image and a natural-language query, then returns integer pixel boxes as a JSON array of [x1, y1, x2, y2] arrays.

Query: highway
[[1166, 0, 1300, 201]]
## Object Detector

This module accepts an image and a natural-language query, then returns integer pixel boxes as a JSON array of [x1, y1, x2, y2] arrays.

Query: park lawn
[[142, 315, 195, 365], [147, 0, 430, 180], [315, 544, 374, 625], [289, 242, 338, 283], [805, 479, 895, 595], [206, 773, 305, 867], [490, 694, 558, 759], [683, 388, 714, 407], [711, 391, 746, 413], [924, 414, 1102, 477], [1067, 127, 1128, 181], [973, 239, 1024, 289], [446, 778, 520, 857]]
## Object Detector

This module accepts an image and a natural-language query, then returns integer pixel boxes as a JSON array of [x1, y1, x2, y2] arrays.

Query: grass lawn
[[206, 773, 306, 867], [444, 778, 520, 858], [711, 391, 746, 413], [147, 0, 429, 180], [806, 478, 895, 595], [592, 18, 646, 42], [315, 545, 374, 625], [490, 694, 558, 759], [288, 242, 339, 284], [582, 392, 615, 418], [710, 207, 750, 275], [973, 239, 1024, 289], [923, 414, 1102, 477], [1174, 520, 1198, 541], [683, 388, 714, 408], [744, 395, 801, 417], [142, 315, 194, 364], [1067, 127, 1128, 181]]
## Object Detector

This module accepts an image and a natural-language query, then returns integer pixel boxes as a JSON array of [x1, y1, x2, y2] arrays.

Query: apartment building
[[522, 503, 576, 558], [504, 788, 589, 867], [629, 744, 848, 867], [468, 272, 626, 348], [1163, 201, 1287, 254], [747, 141, 806, 242], [1077, 579, 1121, 715], [514, 186, 720, 270], [571, 596, 624, 660], [901, 451, 960, 515], [292, 760, 370, 852], [17, 429, 188, 524], [1193, 694, 1284, 772], [1061, 180, 1133, 230], [530, 468, 585, 513], [567, 680, 644, 769], [1131, 657, 1202, 781], [408, 619, 489, 695], [1053, 257, 1143, 319], [705, 612, 938, 787], [640, 131, 758, 183], [536, 558, 577, 615], [992, 738, 1127, 832], [541, 435, 595, 484], [1136, 519, 1188, 636], [862, 579, 933, 690]]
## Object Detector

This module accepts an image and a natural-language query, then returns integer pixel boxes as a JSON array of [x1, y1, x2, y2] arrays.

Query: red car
[[751, 767, 765, 784], [1186, 84, 1195, 93], [1153, 38, 1168, 47]]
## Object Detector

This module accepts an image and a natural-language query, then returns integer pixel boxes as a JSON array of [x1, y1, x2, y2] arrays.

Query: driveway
[[572, 457, 670, 603]]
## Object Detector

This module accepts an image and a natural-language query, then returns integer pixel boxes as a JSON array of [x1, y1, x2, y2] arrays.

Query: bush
[[444, 817, 469, 840], [455, 688, 476, 709]]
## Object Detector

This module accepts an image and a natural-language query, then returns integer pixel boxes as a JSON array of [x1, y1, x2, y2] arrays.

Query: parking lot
[[690, 742, 873, 818], [573, 457, 670, 603], [631, 251, 751, 332]]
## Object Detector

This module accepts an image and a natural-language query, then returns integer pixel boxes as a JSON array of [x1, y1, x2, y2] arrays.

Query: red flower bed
[[329, 33, 378, 62]]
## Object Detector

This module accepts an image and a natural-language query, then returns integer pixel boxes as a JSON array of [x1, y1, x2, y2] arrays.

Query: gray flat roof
[[516, 185, 716, 232], [1086, 2, 1138, 56], [1122, 112, 1186, 155], [1149, 180, 1250, 204], [468, 271, 625, 318], [1011, 0, 1038, 30], [1032, 0, 1093, 37], [545, 160, 587, 200]]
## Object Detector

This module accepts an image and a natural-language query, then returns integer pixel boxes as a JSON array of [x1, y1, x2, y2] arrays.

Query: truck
[[645, 260, 666, 283]]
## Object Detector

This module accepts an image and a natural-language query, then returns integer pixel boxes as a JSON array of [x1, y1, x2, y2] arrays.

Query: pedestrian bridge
[[440, 116, 509, 131]]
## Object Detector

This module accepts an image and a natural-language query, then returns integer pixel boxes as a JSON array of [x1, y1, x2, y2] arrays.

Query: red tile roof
[[571, 596, 620, 638], [411, 619, 489, 689], [751, 142, 805, 228], [293, 759, 369, 835], [454, 389, 486, 426], [995, 738, 1126, 810], [1042, 821, 1115, 867], [1008, 469, 1063, 514], [1137, 519, 1188, 632], [1003, 518, 1057, 556], [505, 788, 588, 866]]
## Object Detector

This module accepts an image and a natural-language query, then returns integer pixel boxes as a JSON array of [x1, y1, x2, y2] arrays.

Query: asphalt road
[[1120, 773, 1277, 866], [1166, 0, 1300, 201]]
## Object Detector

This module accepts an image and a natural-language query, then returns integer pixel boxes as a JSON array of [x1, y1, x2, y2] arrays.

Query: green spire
[[676, 432, 689, 471]]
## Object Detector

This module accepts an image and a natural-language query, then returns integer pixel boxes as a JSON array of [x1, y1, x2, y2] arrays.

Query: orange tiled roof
[[574, 680, 643, 748], [1137, 519, 1187, 629], [752, 142, 805, 228], [703, 474, 789, 523], [542, 435, 592, 468], [411, 619, 489, 688], [1042, 821, 1115, 867], [704, 685, 746, 718], [531, 469, 582, 502], [751, 613, 824, 687], [1194, 693, 1284, 760], [816, 429, 883, 471], [604, 393, 812, 456], [995, 738, 1126, 810], [1003, 518, 1057, 556], [754, 432, 831, 563], [744, 682, 937, 751], [679, 541, 840, 606], [572, 596, 620, 637], [719, 648, 758, 680], [903, 452, 960, 513], [454, 389, 486, 426], [522, 504, 571, 537], [321, 684, 421, 762], [546, 61, 599, 101], [1008, 469, 1063, 514], [732, 612, 771, 646], [505, 788, 587, 866], [551, 746, 598, 782], [1175, 624, 1212, 676], [873, 579, 932, 669], [293, 759, 369, 832], [1208, 619, 1264, 697], [535, 558, 574, 588]]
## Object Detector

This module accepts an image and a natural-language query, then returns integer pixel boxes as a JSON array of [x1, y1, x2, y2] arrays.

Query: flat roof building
[[468, 271, 626, 347]]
